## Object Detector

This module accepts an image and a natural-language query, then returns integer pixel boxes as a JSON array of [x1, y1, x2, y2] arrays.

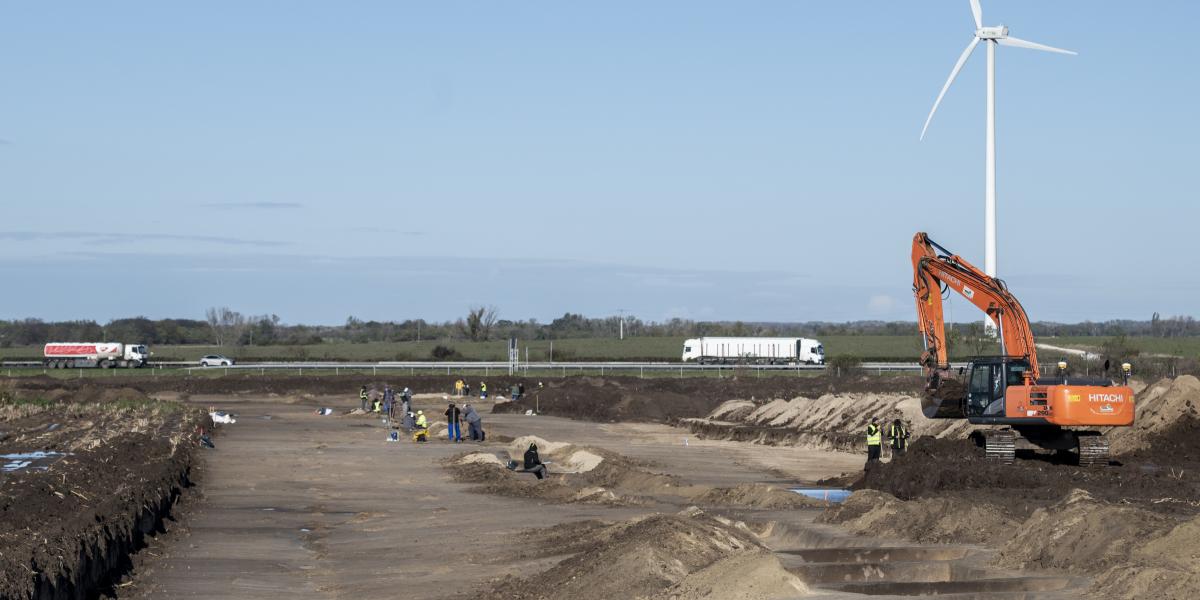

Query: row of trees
[[1, 311, 1198, 348]]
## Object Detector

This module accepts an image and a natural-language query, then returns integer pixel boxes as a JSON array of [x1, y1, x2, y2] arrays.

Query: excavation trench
[[742, 510, 1086, 599]]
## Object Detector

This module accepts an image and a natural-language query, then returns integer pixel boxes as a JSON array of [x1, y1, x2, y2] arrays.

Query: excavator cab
[[965, 357, 1032, 420]]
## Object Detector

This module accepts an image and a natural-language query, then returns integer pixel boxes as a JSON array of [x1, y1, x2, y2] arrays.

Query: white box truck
[[43, 342, 149, 369], [681, 337, 824, 365]]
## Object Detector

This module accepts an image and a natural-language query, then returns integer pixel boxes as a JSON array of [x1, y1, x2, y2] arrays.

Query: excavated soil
[[493, 374, 919, 422], [0, 383, 207, 600], [468, 509, 807, 600], [855, 435, 1200, 514], [827, 376, 1200, 600], [444, 436, 828, 511]]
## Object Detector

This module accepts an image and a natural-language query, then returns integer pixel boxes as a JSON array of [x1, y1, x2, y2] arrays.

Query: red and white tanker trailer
[[43, 342, 150, 369]]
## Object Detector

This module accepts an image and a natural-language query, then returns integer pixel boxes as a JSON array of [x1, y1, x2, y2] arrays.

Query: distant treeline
[[0, 310, 1197, 347]]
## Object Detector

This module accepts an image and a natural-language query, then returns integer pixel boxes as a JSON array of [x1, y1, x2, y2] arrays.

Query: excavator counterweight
[[911, 232, 1134, 464]]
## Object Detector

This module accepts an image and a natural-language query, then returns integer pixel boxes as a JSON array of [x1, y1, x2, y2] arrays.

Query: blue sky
[[1, 1, 1196, 325]]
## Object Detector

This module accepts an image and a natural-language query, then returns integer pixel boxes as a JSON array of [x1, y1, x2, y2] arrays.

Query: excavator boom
[[912, 232, 1040, 381]]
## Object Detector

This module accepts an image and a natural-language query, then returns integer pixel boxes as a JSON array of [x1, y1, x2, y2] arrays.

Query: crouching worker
[[412, 410, 429, 442], [522, 443, 548, 480]]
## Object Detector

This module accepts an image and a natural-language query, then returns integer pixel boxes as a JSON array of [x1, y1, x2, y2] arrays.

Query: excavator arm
[[912, 232, 1040, 381]]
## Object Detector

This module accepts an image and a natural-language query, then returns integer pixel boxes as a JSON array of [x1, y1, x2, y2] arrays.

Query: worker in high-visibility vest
[[866, 418, 882, 464], [359, 386, 369, 412], [889, 419, 910, 456]]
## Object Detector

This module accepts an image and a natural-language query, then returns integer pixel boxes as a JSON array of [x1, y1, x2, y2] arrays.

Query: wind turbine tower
[[920, 0, 1076, 292]]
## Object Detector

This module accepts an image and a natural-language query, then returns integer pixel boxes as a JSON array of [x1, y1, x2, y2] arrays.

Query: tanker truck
[[43, 342, 150, 369]]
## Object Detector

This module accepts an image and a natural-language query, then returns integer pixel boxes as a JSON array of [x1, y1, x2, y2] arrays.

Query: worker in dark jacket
[[444, 401, 462, 443], [866, 418, 882, 464], [523, 443, 548, 480], [889, 419, 910, 456], [463, 404, 483, 441]]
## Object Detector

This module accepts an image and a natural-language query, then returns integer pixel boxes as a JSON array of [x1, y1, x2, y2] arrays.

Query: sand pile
[[491, 374, 921, 423], [693, 483, 827, 510], [998, 489, 1173, 573], [1091, 514, 1200, 599], [707, 399, 756, 421], [995, 489, 1200, 599], [1108, 375, 1200, 456], [481, 508, 806, 600], [686, 392, 973, 452], [455, 453, 506, 467], [445, 438, 679, 505], [821, 489, 1021, 545]]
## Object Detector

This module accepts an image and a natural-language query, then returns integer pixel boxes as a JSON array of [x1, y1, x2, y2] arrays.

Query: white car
[[199, 355, 235, 367]]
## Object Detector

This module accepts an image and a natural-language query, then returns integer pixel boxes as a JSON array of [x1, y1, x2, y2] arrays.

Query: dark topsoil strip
[[0, 401, 207, 600], [493, 374, 921, 422], [853, 419, 1200, 517], [5, 373, 921, 423]]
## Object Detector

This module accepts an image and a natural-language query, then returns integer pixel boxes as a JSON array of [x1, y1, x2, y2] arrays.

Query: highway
[[0, 359, 958, 376]]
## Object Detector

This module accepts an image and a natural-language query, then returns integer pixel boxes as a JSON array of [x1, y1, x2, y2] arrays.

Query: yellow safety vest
[[415, 414, 427, 428], [866, 425, 882, 446], [480, 383, 487, 392]]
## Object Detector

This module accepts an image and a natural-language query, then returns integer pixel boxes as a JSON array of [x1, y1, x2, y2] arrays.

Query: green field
[[1037, 336, 1200, 358]]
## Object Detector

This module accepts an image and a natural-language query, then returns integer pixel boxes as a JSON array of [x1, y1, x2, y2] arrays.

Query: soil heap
[[476, 508, 807, 600], [0, 383, 207, 600], [826, 376, 1200, 599]]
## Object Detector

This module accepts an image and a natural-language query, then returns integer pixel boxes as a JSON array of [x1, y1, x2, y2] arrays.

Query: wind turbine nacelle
[[976, 26, 1009, 40]]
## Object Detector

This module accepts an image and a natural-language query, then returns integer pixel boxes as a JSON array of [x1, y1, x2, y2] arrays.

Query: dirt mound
[[1092, 514, 1200, 599], [1109, 375, 1200, 456], [685, 391, 973, 454], [855, 437, 1046, 499], [999, 489, 1174, 573], [493, 374, 920, 423], [820, 489, 1022, 545], [0, 388, 206, 600], [478, 509, 806, 600], [854, 435, 1200, 516], [445, 441, 679, 506], [693, 483, 827, 509], [995, 489, 1200, 599], [707, 399, 756, 421]]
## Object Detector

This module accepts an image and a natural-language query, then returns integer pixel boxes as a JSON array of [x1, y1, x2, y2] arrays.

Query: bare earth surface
[[121, 394, 862, 599]]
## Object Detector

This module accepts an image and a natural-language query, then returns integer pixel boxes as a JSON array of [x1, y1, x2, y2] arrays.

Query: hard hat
[[417, 410, 423, 414]]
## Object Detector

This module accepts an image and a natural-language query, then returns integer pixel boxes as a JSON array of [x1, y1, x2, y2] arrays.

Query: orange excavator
[[911, 232, 1134, 465]]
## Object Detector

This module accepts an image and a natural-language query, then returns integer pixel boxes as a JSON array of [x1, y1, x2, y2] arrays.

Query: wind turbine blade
[[997, 36, 1077, 55], [969, 0, 982, 29], [921, 37, 980, 141]]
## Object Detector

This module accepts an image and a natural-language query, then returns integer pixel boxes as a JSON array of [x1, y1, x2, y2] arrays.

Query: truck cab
[[125, 344, 149, 366], [800, 339, 825, 365]]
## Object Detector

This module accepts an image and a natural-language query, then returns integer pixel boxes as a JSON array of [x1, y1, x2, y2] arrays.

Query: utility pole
[[616, 308, 629, 340]]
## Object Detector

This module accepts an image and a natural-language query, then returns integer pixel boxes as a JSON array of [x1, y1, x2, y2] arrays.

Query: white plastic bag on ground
[[210, 411, 237, 424]]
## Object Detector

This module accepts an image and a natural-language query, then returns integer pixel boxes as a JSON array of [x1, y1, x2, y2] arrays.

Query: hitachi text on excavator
[[911, 232, 1134, 465]]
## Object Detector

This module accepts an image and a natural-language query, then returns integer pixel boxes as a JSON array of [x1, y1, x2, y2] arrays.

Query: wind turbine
[[920, 0, 1076, 297]]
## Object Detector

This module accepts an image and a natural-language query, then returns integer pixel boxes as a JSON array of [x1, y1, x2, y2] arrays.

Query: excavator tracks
[[1077, 436, 1110, 467], [983, 430, 1016, 464]]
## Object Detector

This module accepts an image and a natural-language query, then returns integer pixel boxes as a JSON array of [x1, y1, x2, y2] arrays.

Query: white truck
[[681, 337, 824, 365], [43, 342, 150, 369]]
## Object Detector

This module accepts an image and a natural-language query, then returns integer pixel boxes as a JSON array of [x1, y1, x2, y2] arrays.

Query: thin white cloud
[[199, 202, 303, 210], [0, 230, 288, 247]]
